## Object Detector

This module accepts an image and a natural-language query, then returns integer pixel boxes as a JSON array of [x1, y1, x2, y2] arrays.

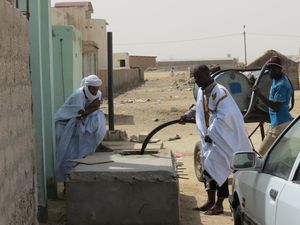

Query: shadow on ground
[[180, 193, 202, 225]]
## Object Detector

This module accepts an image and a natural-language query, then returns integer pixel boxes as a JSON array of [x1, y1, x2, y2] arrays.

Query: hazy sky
[[51, 0, 300, 63]]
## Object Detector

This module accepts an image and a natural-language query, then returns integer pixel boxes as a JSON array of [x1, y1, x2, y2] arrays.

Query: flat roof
[[55, 2, 93, 12]]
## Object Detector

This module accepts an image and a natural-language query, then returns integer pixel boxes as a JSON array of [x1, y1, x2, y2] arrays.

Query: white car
[[230, 115, 300, 225]]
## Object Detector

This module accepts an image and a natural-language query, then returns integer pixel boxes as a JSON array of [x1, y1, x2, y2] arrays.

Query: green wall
[[52, 25, 83, 111]]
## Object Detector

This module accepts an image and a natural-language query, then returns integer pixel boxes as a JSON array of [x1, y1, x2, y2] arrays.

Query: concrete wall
[[129, 55, 157, 71], [99, 68, 142, 97], [113, 52, 130, 69], [0, 1, 37, 224]]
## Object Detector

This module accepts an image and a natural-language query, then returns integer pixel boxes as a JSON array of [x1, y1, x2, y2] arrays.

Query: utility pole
[[107, 32, 115, 131], [243, 25, 247, 66]]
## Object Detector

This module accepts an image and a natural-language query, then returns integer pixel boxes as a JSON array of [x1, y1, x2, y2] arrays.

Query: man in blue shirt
[[253, 56, 293, 156]]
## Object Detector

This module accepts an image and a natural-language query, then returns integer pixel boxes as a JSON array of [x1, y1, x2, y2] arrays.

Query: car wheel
[[193, 141, 204, 182], [234, 205, 243, 225]]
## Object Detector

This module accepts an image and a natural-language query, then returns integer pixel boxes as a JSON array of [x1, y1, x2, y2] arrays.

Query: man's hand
[[179, 115, 187, 124], [204, 135, 212, 143], [77, 109, 85, 117], [252, 85, 262, 98], [89, 98, 101, 108]]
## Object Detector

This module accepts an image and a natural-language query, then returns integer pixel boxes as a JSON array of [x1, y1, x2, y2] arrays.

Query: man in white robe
[[55, 75, 107, 182], [184, 65, 252, 215]]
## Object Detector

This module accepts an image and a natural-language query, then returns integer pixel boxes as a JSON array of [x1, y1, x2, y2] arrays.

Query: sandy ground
[[45, 70, 300, 225]]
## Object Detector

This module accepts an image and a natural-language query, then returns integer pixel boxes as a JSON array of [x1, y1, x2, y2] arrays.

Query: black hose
[[140, 118, 195, 155]]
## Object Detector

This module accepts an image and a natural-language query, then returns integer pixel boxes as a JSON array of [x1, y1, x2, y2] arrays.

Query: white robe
[[196, 84, 252, 186], [55, 87, 106, 181]]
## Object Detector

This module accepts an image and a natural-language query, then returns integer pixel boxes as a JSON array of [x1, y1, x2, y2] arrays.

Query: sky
[[51, 0, 300, 63]]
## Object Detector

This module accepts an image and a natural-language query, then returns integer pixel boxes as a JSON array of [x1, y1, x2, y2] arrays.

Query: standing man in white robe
[[182, 65, 252, 215], [55, 75, 107, 182]]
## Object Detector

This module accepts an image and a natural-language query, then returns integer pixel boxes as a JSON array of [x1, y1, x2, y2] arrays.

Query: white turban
[[81, 74, 102, 87], [81, 75, 102, 102]]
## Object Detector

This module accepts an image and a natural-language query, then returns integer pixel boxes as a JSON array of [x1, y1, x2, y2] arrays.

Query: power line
[[115, 33, 241, 46], [114, 32, 300, 47], [248, 32, 300, 38]]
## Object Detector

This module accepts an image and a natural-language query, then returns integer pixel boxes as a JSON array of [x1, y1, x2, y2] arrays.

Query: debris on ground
[[167, 134, 181, 141], [170, 106, 178, 112], [168, 77, 195, 91], [136, 98, 151, 103], [129, 134, 161, 143]]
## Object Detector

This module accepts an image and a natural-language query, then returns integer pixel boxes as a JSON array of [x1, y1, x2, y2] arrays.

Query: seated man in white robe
[[55, 75, 107, 182], [182, 65, 252, 215]]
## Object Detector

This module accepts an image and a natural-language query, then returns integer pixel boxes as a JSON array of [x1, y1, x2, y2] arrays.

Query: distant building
[[247, 49, 299, 90], [157, 58, 240, 71]]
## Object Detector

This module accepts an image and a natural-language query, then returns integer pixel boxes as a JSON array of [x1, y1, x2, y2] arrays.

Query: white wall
[[113, 52, 130, 69]]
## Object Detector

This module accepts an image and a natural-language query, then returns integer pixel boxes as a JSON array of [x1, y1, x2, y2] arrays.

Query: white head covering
[[81, 75, 102, 102]]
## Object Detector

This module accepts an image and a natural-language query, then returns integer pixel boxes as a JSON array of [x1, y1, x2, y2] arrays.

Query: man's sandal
[[204, 206, 224, 215], [192, 204, 214, 211]]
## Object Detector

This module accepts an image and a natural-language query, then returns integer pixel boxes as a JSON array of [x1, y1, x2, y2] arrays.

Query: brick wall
[[129, 56, 157, 72], [0, 1, 37, 224]]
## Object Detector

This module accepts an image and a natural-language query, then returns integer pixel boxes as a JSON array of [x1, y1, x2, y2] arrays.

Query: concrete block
[[138, 132, 149, 142], [67, 152, 180, 225], [104, 129, 128, 141]]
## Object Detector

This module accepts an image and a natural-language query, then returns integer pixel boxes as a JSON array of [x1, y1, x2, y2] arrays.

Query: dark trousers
[[203, 170, 229, 198]]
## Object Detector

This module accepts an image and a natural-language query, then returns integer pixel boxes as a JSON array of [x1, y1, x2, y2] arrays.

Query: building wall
[[52, 7, 107, 72], [113, 52, 130, 69], [0, 1, 37, 224], [83, 41, 98, 77], [129, 56, 157, 71]]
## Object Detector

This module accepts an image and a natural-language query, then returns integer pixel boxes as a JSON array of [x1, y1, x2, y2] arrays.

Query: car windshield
[[263, 117, 300, 180]]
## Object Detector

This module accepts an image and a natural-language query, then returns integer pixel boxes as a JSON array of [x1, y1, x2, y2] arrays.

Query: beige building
[[247, 49, 299, 90], [52, 2, 108, 77]]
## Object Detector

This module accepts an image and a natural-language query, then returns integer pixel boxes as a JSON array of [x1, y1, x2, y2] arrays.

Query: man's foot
[[192, 201, 215, 211], [204, 205, 224, 215], [96, 143, 113, 152]]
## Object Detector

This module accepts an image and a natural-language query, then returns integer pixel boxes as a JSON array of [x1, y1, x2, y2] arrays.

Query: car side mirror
[[231, 152, 257, 170]]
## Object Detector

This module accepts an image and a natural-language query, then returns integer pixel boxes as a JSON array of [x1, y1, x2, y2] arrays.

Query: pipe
[[140, 118, 195, 155]]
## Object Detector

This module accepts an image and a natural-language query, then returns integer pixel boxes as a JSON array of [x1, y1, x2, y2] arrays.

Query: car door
[[275, 153, 300, 225], [255, 118, 300, 225]]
